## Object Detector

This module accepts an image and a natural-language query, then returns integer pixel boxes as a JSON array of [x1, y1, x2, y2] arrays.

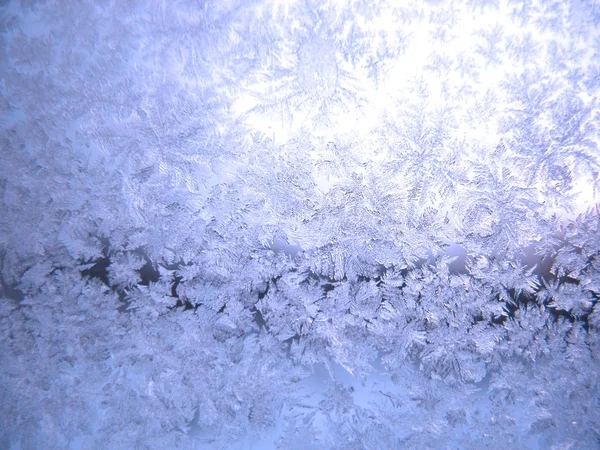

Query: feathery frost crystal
[[1, 0, 599, 448]]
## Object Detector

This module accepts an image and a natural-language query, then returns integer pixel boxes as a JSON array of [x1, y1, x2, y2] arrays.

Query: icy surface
[[1, 0, 599, 448]]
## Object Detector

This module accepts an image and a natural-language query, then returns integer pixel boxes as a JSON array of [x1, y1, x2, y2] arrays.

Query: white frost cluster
[[1, 0, 599, 448]]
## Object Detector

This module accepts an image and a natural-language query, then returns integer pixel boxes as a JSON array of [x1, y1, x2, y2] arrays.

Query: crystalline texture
[[0, 0, 599, 448]]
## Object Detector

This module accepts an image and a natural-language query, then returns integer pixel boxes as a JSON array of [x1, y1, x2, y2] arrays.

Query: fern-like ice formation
[[1, 0, 599, 448]]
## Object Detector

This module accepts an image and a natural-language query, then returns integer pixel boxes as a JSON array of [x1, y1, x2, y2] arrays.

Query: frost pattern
[[1, 0, 599, 448]]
